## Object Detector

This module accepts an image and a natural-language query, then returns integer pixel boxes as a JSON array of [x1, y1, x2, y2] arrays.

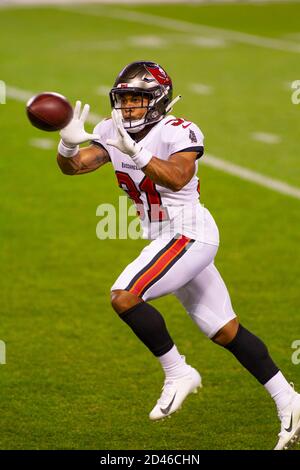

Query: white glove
[[60, 100, 99, 146], [106, 109, 152, 169], [106, 109, 140, 156]]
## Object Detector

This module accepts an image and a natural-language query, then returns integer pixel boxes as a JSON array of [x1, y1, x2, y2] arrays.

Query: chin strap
[[165, 95, 182, 114]]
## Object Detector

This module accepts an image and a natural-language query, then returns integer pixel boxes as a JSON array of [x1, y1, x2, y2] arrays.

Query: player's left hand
[[106, 109, 141, 157]]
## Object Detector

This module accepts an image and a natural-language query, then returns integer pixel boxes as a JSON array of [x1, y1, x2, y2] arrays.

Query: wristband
[[131, 147, 152, 169], [58, 139, 79, 158]]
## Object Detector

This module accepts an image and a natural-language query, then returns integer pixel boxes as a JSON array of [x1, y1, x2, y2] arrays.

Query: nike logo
[[160, 393, 177, 415], [284, 414, 293, 433]]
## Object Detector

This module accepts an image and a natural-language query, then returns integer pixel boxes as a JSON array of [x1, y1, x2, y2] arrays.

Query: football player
[[57, 61, 300, 450]]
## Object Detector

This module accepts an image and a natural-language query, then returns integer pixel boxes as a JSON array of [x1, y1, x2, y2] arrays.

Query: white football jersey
[[92, 115, 219, 245]]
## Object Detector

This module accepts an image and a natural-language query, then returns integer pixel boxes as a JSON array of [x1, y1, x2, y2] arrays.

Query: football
[[26, 92, 73, 131]]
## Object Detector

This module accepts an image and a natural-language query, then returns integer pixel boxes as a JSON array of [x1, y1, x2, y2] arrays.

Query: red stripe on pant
[[129, 235, 192, 297]]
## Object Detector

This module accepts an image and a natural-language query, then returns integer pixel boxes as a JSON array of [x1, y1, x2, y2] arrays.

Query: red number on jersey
[[165, 118, 192, 129], [115, 171, 145, 219], [115, 172, 169, 223], [139, 176, 169, 222]]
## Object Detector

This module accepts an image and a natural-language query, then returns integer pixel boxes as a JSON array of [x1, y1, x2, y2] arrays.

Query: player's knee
[[110, 289, 143, 315], [212, 318, 239, 346]]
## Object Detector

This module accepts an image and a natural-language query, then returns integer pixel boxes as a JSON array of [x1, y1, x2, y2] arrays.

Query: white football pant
[[111, 234, 236, 338]]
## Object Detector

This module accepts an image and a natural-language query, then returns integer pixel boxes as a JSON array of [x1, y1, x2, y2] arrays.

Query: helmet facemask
[[109, 87, 171, 133]]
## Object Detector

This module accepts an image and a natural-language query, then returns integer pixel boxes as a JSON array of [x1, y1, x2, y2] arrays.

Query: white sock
[[264, 371, 295, 412], [158, 345, 191, 380]]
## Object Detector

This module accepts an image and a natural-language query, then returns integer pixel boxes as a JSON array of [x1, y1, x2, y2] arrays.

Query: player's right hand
[[60, 100, 99, 146]]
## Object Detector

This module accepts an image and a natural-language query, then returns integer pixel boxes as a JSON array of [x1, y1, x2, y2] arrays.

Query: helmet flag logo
[[145, 65, 172, 86]]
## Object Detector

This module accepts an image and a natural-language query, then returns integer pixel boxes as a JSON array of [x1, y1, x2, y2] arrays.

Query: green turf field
[[0, 1, 300, 450]]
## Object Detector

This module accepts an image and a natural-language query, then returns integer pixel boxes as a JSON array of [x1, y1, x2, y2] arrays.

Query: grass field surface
[[0, 1, 299, 450]]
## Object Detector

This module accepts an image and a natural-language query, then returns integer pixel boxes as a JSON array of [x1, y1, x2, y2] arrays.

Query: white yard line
[[204, 154, 300, 200], [189, 36, 227, 48], [4, 2, 299, 54], [189, 83, 214, 95], [66, 34, 227, 52], [96, 85, 111, 96], [60, 6, 300, 54], [251, 132, 282, 144], [6, 85, 32, 102], [7, 84, 300, 200], [29, 138, 55, 149], [128, 35, 167, 48]]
